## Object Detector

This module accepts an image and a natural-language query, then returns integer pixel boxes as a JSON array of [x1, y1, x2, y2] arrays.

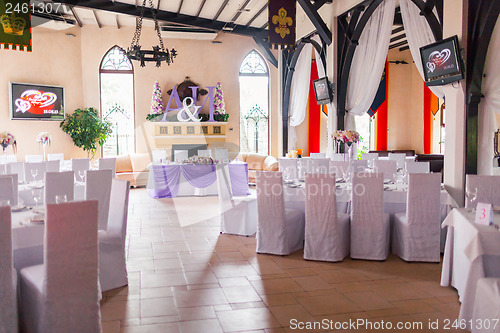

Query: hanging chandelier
[[126, 0, 177, 67]]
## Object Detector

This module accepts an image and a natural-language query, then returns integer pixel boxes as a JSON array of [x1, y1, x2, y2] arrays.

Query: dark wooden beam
[[399, 45, 409, 51], [177, 0, 183, 13], [389, 40, 407, 49], [93, 10, 101, 28], [260, 22, 268, 29], [195, 0, 206, 17], [213, 0, 230, 21], [230, 0, 252, 23], [115, 14, 120, 28], [410, 0, 442, 41], [69, 5, 82, 27], [390, 33, 405, 43], [313, 0, 329, 11], [297, 0, 332, 45], [393, 11, 402, 25], [252, 35, 278, 68], [156, 0, 160, 10], [392, 26, 404, 35], [246, 3, 266, 27]]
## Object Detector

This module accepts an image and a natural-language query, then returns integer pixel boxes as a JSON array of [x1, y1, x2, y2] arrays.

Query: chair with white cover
[[45, 160, 60, 173], [298, 158, 313, 180], [198, 149, 212, 157], [19, 201, 101, 332], [44, 171, 75, 204], [25, 155, 43, 163], [7, 161, 25, 183], [350, 159, 368, 173], [465, 175, 500, 209], [373, 159, 397, 181], [98, 179, 130, 292], [71, 158, 90, 174], [361, 152, 378, 168], [311, 158, 330, 174], [86, 169, 113, 231], [256, 171, 305, 255], [350, 172, 390, 260], [152, 149, 167, 164], [0, 155, 17, 163], [388, 152, 406, 169], [47, 153, 64, 162], [392, 173, 441, 262], [329, 161, 350, 180], [98, 157, 117, 177], [304, 173, 350, 262], [405, 160, 430, 174], [472, 278, 500, 333], [279, 158, 298, 181], [216, 164, 257, 236], [0, 206, 18, 333], [331, 153, 344, 161], [310, 153, 326, 158], [0, 174, 18, 206], [174, 150, 188, 163], [24, 162, 46, 184], [215, 149, 229, 163]]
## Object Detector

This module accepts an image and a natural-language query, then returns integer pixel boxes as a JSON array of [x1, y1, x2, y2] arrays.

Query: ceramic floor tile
[[120, 322, 180, 333], [174, 288, 229, 308], [141, 297, 178, 318], [216, 308, 281, 332], [268, 304, 317, 327], [178, 319, 224, 333], [177, 306, 217, 321], [293, 276, 332, 291], [222, 286, 262, 303], [141, 271, 187, 288], [345, 291, 395, 311], [297, 294, 361, 316], [250, 278, 304, 295]]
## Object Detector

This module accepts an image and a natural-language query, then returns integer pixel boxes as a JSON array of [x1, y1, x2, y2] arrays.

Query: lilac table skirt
[[148, 163, 249, 198]]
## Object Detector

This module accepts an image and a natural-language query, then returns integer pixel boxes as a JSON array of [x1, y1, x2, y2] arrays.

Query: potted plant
[[60, 107, 112, 159]]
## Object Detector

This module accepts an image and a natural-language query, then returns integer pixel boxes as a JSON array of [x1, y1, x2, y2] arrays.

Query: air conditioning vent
[[160, 26, 218, 40]]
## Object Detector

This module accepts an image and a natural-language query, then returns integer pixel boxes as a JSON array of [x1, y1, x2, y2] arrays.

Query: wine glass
[[78, 170, 86, 184], [55, 194, 68, 204], [32, 190, 42, 207], [466, 187, 478, 212], [31, 168, 38, 184]]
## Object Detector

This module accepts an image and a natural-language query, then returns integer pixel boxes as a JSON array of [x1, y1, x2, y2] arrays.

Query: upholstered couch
[[237, 152, 279, 183], [116, 153, 151, 187]]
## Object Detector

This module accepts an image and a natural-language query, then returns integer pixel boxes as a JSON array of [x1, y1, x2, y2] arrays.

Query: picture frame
[[313, 77, 333, 105], [9, 82, 65, 121]]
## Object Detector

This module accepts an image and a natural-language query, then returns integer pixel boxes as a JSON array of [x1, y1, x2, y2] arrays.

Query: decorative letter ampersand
[[177, 97, 201, 122]]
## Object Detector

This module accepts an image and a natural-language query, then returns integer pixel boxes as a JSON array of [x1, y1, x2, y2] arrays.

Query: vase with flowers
[[331, 130, 360, 161], [0, 131, 17, 157], [36, 132, 51, 161]]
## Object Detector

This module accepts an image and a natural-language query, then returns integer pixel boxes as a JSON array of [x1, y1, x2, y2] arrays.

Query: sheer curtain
[[399, 0, 444, 99], [345, 0, 396, 131], [478, 17, 500, 175], [288, 43, 313, 151]]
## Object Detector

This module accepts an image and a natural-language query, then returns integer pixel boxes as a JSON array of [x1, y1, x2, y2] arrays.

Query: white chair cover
[[0, 206, 18, 333], [0, 164, 5, 175], [86, 169, 113, 231], [405, 160, 430, 174], [329, 161, 350, 179], [472, 278, 500, 333], [350, 172, 390, 260], [25, 155, 43, 163], [98, 157, 116, 177], [0, 155, 17, 163], [279, 158, 298, 181], [44, 171, 75, 204], [45, 160, 60, 173], [393, 173, 441, 262], [0, 175, 16, 206], [216, 164, 257, 236], [311, 158, 330, 174], [388, 153, 406, 169], [198, 149, 212, 157], [465, 175, 500, 209], [350, 159, 368, 173], [98, 179, 130, 292], [373, 159, 397, 181], [151, 149, 167, 163], [215, 149, 229, 163], [47, 153, 64, 162], [298, 158, 313, 180], [71, 158, 90, 174], [24, 162, 46, 183], [19, 201, 101, 332], [304, 173, 349, 262], [361, 152, 378, 168], [6, 162, 25, 183], [310, 153, 326, 158], [256, 171, 305, 255], [174, 150, 188, 163], [331, 153, 345, 161]]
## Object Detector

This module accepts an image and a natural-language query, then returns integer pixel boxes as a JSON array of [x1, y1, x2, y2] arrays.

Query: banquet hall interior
[[1, 0, 500, 332]]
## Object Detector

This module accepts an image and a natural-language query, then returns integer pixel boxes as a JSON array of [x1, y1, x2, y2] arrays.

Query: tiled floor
[[100, 188, 464, 333]]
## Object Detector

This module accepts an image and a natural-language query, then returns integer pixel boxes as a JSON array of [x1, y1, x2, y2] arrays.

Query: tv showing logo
[[10, 82, 64, 120], [15, 89, 58, 114], [426, 49, 451, 73]]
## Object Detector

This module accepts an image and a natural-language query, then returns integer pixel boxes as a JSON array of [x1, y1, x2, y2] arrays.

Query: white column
[[277, 46, 284, 157], [327, 14, 339, 158]]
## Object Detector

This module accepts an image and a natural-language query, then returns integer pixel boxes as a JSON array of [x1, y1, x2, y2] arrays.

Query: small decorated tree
[[147, 81, 164, 121], [213, 82, 229, 122]]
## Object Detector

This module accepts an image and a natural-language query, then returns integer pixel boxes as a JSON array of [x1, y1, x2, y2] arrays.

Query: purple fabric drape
[[148, 165, 181, 198], [229, 163, 250, 196], [180, 164, 216, 188]]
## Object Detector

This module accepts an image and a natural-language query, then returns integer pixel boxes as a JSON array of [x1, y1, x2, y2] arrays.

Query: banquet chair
[[216, 164, 257, 236], [7, 161, 25, 183], [350, 159, 368, 173], [47, 153, 64, 162], [331, 153, 345, 161], [388, 153, 406, 170], [0, 174, 18, 206], [0, 155, 17, 163], [304, 173, 350, 262], [373, 159, 397, 181], [71, 158, 90, 174], [0, 164, 5, 175], [198, 149, 212, 157], [152, 149, 167, 164], [361, 153, 378, 168], [174, 150, 188, 163], [0, 206, 18, 333], [86, 169, 113, 231], [19, 201, 101, 332], [310, 153, 326, 158], [465, 175, 500, 209], [25, 155, 43, 163], [215, 149, 229, 163], [279, 158, 298, 181], [99, 157, 117, 177], [311, 158, 330, 174], [45, 160, 60, 173], [472, 278, 500, 333], [405, 160, 430, 174], [350, 172, 390, 260], [98, 179, 130, 292], [329, 161, 350, 180], [298, 158, 313, 180], [256, 171, 305, 255], [392, 173, 441, 262], [44, 171, 75, 204], [24, 162, 46, 184]]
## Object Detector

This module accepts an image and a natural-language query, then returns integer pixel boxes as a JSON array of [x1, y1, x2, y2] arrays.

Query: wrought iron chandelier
[[126, 0, 177, 67]]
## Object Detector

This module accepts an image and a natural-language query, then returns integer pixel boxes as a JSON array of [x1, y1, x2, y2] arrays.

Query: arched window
[[99, 46, 135, 157], [239, 50, 269, 155]]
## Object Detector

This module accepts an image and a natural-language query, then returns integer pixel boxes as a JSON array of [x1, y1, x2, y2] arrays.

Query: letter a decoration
[[0, 0, 31, 51], [268, 0, 295, 49]]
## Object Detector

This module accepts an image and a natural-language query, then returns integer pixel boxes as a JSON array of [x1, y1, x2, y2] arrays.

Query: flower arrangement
[[181, 155, 219, 165], [36, 131, 51, 145], [0, 131, 17, 153], [147, 81, 165, 121], [213, 82, 226, 114], [332, 130, 360, 145]]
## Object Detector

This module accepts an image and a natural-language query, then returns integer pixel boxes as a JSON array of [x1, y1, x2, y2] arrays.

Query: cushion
[[116, 155, 133, 173], [263, 156, 278, 171], [245, 153, 268, 171], [237, 153, 248, 163], [129, 153, 152, 172]]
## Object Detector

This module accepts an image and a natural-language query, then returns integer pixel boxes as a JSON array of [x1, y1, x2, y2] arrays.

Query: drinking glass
[[55, 194, 68, 204], [32, 190, 42, 207], [78, 170, 86, 184], [31, 168, 38, 184], [466, 187, 478, 212]]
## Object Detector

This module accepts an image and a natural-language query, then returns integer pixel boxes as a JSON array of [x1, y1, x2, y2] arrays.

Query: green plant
[[60, 107, 112, 158], [199, 111, 229, 122]]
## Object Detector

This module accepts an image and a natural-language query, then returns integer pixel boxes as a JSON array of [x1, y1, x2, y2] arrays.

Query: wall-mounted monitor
[[419, 35, 464, 86], [312, 77, 333, 105], [9, 82, 65, 120]]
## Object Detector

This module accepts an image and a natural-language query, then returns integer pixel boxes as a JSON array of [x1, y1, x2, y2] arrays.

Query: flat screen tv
[[419, 35, 464, 86], [9, 82, 65, 120], [313, 77, 333, 105]]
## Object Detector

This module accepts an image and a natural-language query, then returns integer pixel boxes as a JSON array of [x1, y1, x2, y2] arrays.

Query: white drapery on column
[[288, 43, 313, 151], [478, 17, 500, 175], [400, 0, 444, 99], [345, 0, 395, 130]]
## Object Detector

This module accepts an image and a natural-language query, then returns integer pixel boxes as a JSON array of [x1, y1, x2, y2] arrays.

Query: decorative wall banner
[[0, 0, 31, 51], [268, 0, 296, 49], [374, 61, 389, 151]]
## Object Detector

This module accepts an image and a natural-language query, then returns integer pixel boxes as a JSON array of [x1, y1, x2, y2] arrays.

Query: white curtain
[[345, 0, 396, 131], [478, 16, 500, 175], [288, 43, 313, 151], [399, 0, 444, 99]]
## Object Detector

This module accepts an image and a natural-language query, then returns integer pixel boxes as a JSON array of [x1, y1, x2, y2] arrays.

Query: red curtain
[[423, 84, 438, 154], [375, 61, 389, 150], [308, 59, 320, 154]]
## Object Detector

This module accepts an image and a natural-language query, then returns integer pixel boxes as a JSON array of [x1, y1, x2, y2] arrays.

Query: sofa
[[369, 150, 416, 157], [116, 153, 151, 187], [237, 152, 279, 183]]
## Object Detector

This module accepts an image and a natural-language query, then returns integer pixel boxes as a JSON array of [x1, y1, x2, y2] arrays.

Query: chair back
[[6, 162, 25, 183], [405, 160, 430, 174], [215, 149, 229, 163], [45, 160, 60, 173], [47, 153, 64, 162], [279, 158, 298, 181], [406, 173, 441, 226], [98, 157, 117, 177], [0, 164, 6, 175], [43, 201, 100, 331], [331, 153, 344, 161], [388, 153, 406, 169], [0, 174, 18, 206], [350, 159, 368, 173], [351, 172, 384, 231], [45, 171, 75, 204], [0, 155, 16, 163], [465, 175, 500, 209], [361, 152, 378, 168], [71, 158, 90, 173], [106, 179, 130, 238], [329, 161, 349, 179], [215, 164, 233, 212], [0, 205, 17, 332], [311, 158, 330, 174], [298, 158, 313, 179], [198, 149, 212, 157], [310, 153, 326, 158], [85, 169, 113, 230], [374, 159, 397, 180], [152, 149, 167, 164], [174, 150, 188, 163], [24, 162, 46, 183], [25, 155, 43, 163]]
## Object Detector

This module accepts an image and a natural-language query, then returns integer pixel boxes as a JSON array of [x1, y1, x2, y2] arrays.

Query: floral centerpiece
[[146, 81, 165, 121], [181, 155, 219, 165], [332, 130, 360, 146], [0, 131, 17, 155], [36, 131, 51, 145]]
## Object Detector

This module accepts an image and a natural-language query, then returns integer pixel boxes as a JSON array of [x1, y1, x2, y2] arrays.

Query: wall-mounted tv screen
[[419, 35, 464, 86], [313, 77, 332, 105], [9, 82, 65, 120]]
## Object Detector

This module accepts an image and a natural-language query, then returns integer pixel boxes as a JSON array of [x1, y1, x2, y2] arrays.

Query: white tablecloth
[[17, 183, 85, 206], [11, 209, 45, 272], [440, 208, 500, 328]]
